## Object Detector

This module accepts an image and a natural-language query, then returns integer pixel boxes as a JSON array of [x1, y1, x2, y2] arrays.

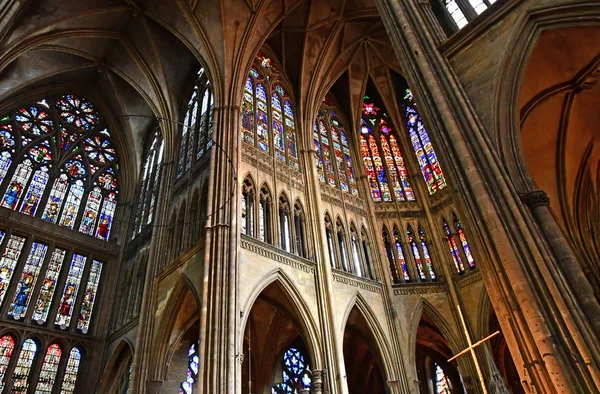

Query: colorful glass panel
[[454, 215, 475, 269], [180, 342, 199, 394], [19, 166, 49, 216], [2, 159, 33, 210], [435, 363, 450, 394], [15, 106, 53, 135], [56, 95, 99, 130], [368, 135, 391, 201], [12, 338, 37, 393], [32, 248, 66, 324], [380, 136, 405, 201], [55, 253, 86, 329], [313, 123, 325, 183], [0, 235, 26, 306], [271, 347, 311, 394], [242, 78, 255, 144], [360, 136, 380, 201], [8, 241, 48, 319], [96, 192, 116, 240], [60, 347, 81, 394], [77, 259, 102, 333], [393, 230, 410, 281], [407, 228, 426, 280], [79, 187, 101, 235], [42, 174, 68, 223], [330, 127, 348, 191], [419, 228, 437, 280], [59, 180, 84, 229], [256, 111, 269, 153], [0, 335, 14, 392], [319, 121, 336, 186], [36, 344, 62, 393], [444, 220, 465, 274]]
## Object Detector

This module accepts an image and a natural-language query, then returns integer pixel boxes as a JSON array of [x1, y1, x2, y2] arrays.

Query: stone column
[[311, 369, 324, 394], [520, 190, 600, 336]]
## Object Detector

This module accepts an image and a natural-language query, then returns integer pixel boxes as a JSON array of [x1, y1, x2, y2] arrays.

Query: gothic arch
[[151, 274, 201, 380], [340, 292, 396, 382], [240, 269, 323, 369], [96, 339, 134, 393]]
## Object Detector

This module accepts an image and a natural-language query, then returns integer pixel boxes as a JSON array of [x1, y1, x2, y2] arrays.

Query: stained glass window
[[454, 214, 476, 269], [314, 99, 359, 195], [60, 347, 81, 393], [0, 94, 120, 237], [444, 219, 465, 274], [134, 129, 163, 237], [403, 89, 446, 195], [435, 363, 450, 394], [8, 241, 48, 319], [79, 187, 101, 235], [178, 68, 214, 178], [393, 228, 411, 282], [0, 235, 26, 306], [35, 344, 62, 393], [259, 185, 272, 244], [325, 216, 336, 268], [361, 94, 415, 202], [12, 338, 37, 393], [351, 227, 363, 277], [242, 53, 299, 169], [77, 259, 102, 333], [0, 335, 15, 392], [279, 195, 291, 253], [241, 177, 255, 236], [180, 342, 199, 394], [32, 248, 66, 323], [419, 227, 437, 280], [407, 227, 426, 281], [271, 346, 312, 394], [55, 253, 87, 329]]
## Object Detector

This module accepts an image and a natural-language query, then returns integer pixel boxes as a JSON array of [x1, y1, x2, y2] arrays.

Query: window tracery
[[271, 346, 312, 394], [259, 185, 272, 244], [242, 53, 299, 170], [454, 213, 475, 269], [360, 95, 414, 202], [241, 177, 255, 237], [294, 202, 307, 258], [313, 97, 358, 195], [0, 94, 119, 240], [178, 68, 214, 178], [133, 128, 164, 237], [336, 219, 349, 272], [443, 218, 465, 274]]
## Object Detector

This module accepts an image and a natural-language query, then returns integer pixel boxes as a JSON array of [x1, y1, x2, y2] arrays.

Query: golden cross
[[448, 304, 500, 394]]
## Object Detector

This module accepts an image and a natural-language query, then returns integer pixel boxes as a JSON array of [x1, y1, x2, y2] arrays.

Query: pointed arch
[[340, 293, 397, 384], [240, 269, 323, 370], [151, 275, 201, 380], [96, 339, 134, 394]]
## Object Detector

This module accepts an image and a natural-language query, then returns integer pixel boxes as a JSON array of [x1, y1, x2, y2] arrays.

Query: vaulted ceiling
[[0, 0, 407, 189], [519, 26, 600, 268]]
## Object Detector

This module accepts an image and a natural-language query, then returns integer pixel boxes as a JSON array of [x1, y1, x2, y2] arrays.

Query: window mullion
[[0, 236, 34, 318]]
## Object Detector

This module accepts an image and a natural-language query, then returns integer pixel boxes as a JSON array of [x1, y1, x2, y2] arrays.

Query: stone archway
[[242, 280, 316, 394], [342, 306, 386, 394]]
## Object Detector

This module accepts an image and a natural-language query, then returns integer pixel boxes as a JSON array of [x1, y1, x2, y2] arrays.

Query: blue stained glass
[[271, 347, 311, 394], [275, 85, 286, 97], [59, 180, 84, 230], [249, 67, 259, 79], [245, 76, 253, 93], [256, 83, 267, 102], [284, 100, 294, 118], [20, 167, 49, 216], [180, 342, 199, 394], [271, 93, 282, 111], [0, 126, 16, 150], [256, 111, 269, 152]]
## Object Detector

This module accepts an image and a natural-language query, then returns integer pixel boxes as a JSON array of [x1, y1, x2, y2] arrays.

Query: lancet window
[[313, 97, 358, 195], [361, 227, 375, 280], [336, 219, 349, 272], [279, 194, 291, 253], [271, 346, 312, 394], [241, 177, 255, 237], [177, 68, 214, 178], [434, 362, 451, 394], [60, 347, 82, 392], [0, 94, 119, 240], [350, 225, 363, 277], [133, 128, 164, 237], [180, 342, 199, 394], [360, 95, 414, 202], [402, 89, 446, 195], [432, 0, 498, 34], [453, 213, 475, 269], [325, 215, 336, 268], [294, 202, 307, 258], [259, 185, 272, 244], [242, 52, 299, 170], [35, 343, 61, 393], [0, 232, 104, 333]]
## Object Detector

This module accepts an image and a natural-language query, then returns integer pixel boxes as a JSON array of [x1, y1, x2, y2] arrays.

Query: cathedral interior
[[0, 0, 598, 393]]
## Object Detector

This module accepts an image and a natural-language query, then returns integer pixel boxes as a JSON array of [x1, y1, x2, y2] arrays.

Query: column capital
[[519, 190, 550, 208]]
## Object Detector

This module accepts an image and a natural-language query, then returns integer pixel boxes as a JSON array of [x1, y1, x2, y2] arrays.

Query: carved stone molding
[[392, 283, 445, 295], [319, 183, 366, 215], [332, 270, 383, 294], [519, 190, 550, 208], [241, 235, 315, 274], [456, 270, 482, 288]]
